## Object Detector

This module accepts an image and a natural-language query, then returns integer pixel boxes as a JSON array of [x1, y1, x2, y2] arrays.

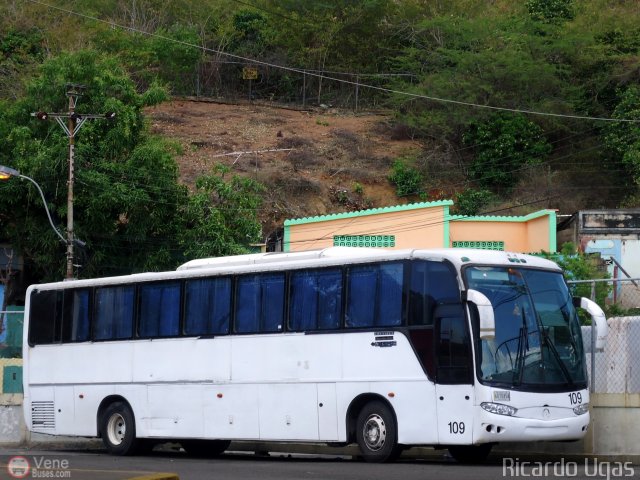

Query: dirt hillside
[[146, 99, 422, 237]]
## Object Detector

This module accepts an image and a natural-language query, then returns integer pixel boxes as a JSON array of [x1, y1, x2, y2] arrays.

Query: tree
[[178, 165, 263, 260], [605, 86, 640, 189], [454, 189, 494, 216], [0, 49, 182, 280], [1, 50, 267, 281], [463, 114, 551, 193]]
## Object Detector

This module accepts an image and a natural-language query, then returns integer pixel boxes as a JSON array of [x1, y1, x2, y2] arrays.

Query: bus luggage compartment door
[[435, 384, 473, 444], [434, 307, 474, 444]]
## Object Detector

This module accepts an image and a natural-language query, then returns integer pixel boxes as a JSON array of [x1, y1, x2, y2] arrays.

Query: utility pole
[[32, 83, 115, 280]]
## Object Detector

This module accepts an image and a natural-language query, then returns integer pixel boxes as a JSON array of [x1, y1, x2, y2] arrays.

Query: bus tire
[[448, 444, 492, 464], [181, 439, 231, 457], [355, 400, 401, 463], [100, 402, 139, 456]]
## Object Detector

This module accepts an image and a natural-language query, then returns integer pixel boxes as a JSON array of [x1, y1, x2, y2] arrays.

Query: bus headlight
[[481, 402, 518, 416], [573, 403, 589, 415]]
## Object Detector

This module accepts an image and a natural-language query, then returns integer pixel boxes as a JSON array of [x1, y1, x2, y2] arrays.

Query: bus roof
[[28, 248, 561, 291], [177, 247, 560, 272]]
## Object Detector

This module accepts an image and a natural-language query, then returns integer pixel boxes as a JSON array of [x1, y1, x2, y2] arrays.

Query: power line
[[24, 0, 640, 124]]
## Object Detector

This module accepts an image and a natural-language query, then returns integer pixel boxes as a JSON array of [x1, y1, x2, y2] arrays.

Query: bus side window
[[184, 277, 231, 336], [435, 305, 472, 384], [138, 281, 181, 338], [289, 268, 342, 331], [235, 273, 285, 333], [61, 289, 91, 342], [345, 263, 403, 328], [409, 261, 459, 326], [29, 290, 62, 345], [94, 286, 135, 340]]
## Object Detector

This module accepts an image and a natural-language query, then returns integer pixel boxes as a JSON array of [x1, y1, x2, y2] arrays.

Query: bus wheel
[[448, 444, 492, 464], [181, 439, 231, 457], [100, 402, 139, 455], [356, 401, 401, 463]]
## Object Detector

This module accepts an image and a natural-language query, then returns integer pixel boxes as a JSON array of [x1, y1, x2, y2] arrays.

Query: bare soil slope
[[146, 99, 422, 235]]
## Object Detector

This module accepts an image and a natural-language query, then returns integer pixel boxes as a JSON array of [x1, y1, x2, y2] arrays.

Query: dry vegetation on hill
[[146, 99, 423, 234]]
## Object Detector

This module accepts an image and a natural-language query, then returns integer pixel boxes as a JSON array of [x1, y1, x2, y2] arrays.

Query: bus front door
[[434, 309, 474, 444]]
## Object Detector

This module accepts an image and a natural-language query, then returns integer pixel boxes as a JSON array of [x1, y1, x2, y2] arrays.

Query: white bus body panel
[[435, 384, 474, 444], [24, 331, 438, 443]]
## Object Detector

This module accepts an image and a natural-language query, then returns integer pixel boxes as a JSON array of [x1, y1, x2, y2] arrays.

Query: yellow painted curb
[[126, 473, 180, 480]]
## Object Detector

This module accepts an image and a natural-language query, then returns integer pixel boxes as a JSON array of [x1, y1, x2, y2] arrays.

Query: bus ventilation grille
[[31, 401, 55, 430]]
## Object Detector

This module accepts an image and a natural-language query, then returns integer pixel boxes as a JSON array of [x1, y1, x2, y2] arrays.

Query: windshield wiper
[[512, 308, 529, 386], [540, 327, 575, 388]]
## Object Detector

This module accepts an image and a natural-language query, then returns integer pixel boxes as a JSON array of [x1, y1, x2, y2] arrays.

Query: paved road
[[1, 446, 638, 480]]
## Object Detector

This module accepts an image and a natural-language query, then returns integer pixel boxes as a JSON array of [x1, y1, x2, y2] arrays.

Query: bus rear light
[[481, 402, 517, 416]]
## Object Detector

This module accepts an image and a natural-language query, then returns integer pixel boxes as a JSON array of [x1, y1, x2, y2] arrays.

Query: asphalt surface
[[2, 445, 639, 480]]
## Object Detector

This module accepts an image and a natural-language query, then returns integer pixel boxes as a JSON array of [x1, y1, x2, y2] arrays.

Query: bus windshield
[[466, 266, 587, 391]]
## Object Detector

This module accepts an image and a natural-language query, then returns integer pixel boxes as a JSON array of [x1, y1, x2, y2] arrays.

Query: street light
[[0, 165, 67, 245]]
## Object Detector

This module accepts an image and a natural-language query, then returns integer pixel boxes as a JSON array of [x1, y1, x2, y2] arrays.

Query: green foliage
[[0, 28, 45, 98], [0, 50, 176, 279], [0, 50, 262, 282], [388, 159, 424, 198], [232, 10, 270, 51], [387, 13, 570, 137], [605, 86, 640, 188], [266, 0, 397, 72], [526, 0, 574, 23], [463, 114, 551, 193], [539, 243, 611, 320], [454, 189, 495, 216], [149, 24, 202, 94], [178, 165, 263, 259]]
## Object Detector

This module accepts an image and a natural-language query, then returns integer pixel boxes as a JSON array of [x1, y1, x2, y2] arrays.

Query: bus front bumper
[[473, 408, 590, 444]]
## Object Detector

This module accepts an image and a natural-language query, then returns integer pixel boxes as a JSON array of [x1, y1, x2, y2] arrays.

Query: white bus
[[22, 247, 608, 463]]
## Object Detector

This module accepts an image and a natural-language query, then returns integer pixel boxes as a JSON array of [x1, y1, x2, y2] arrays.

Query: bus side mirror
[[467, 289, 495, 340], [574, 297, 608, 350]]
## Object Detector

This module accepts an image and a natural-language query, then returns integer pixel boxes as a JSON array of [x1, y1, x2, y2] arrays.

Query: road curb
[[126, 474, 180, 480]]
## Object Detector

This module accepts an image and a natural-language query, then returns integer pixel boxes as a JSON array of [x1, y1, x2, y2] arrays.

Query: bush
[[454, 189, 494, 216], [388, 159, 424, 198], [464, 114, 551, 193]]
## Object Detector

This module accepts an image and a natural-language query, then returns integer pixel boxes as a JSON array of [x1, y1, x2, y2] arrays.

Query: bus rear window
[[29, 290, 62, 345]]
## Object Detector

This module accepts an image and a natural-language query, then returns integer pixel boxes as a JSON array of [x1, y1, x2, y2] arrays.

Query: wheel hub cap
[[363, 414, 386, 451], [107, 413, 126, 446]]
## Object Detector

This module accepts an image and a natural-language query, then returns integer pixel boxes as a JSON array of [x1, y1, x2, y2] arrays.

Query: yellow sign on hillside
[[242, 67, 258, 80]]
